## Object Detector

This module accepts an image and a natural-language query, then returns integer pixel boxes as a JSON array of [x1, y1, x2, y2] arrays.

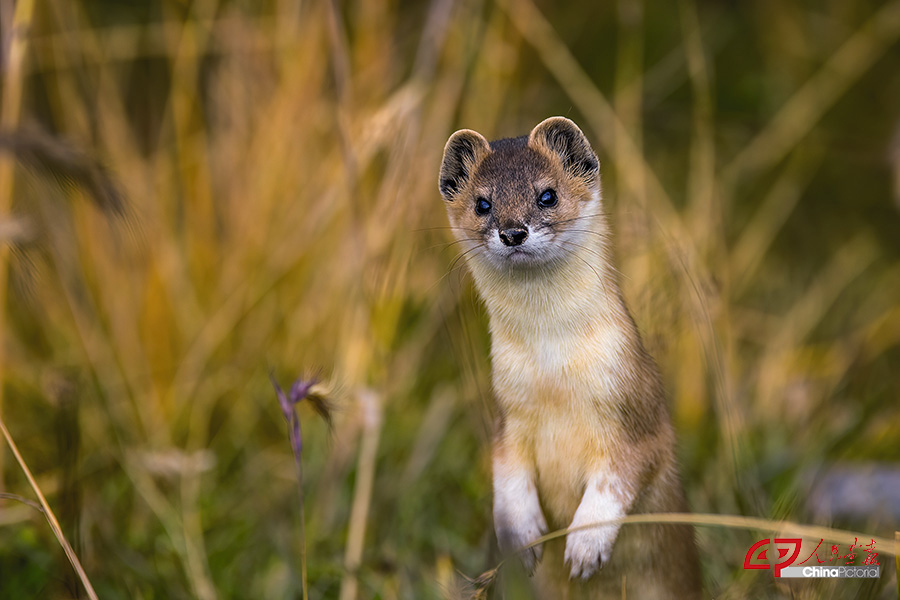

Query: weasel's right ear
[[439, 129, 490, 201]]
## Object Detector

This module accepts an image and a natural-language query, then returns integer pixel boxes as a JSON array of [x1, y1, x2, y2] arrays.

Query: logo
[[744, 538, 880, 579], [743, 538, 802, 577]]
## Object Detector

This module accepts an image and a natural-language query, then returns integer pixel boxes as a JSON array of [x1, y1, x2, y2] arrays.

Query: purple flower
[[269, 374, 331, 600], [270, 374, 332, 464]]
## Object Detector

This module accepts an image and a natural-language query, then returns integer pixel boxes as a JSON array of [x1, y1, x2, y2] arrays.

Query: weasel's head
[[439, 117, 602, 271]]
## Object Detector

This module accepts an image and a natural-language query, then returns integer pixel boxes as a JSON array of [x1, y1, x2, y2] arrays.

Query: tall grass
[[1, 0, 899, 598]]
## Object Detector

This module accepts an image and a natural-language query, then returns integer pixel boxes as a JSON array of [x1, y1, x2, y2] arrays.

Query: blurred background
[[1, 0, 899, 598]]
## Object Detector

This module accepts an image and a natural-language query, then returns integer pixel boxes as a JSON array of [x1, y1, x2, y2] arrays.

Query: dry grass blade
[[0, 127, 127, 216], [497, 0, 682, 229], [756, 234, 879, 413], [0, 491, 43, 512], [721, 0, 900, 187], [679, 0, 717, 254], [339, 390, 384, 600], [730, 149, 823, 294], [0, 418, 99, 600], [0, 0, 36, 497], [460, 565, 501, 600], [180, 474, 219, 600], [123, 452, 218, 600], [462, 513, 897, 597], [515, 512, 897, 558]]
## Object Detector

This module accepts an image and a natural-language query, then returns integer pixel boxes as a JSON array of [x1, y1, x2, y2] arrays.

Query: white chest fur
[[475, 246, 640, 526]]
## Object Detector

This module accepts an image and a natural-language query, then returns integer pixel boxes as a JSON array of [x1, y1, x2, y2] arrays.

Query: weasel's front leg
[[564, 471, 634, 579], [492, 438, 547, 572]]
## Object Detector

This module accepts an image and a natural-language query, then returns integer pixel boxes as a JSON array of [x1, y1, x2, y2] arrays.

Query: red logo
[[744, 538, 879, 577], [743, 538, 802, 577]]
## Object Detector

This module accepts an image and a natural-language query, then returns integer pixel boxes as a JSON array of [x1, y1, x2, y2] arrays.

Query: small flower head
[[270, 373, 333, 464]]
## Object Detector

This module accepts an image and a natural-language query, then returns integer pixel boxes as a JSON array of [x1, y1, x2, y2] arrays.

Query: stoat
[[439, 117, 701, 599]]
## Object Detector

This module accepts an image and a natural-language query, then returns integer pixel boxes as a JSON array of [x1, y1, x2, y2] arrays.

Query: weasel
[[439, 117, 701, 599]]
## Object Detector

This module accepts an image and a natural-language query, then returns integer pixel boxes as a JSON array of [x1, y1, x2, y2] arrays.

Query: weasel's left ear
[[439, 129, 491, 201], [528, 117, 599, 184]]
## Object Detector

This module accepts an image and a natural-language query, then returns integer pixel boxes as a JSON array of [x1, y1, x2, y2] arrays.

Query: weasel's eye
[[475, 197, 492, 215], [538, 189, 558, 208]]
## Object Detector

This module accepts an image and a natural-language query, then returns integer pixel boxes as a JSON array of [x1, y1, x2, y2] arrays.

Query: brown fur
[[440, 118, 702, 598]]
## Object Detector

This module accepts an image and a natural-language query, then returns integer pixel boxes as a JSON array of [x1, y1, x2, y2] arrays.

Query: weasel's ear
[[528, 117, 599, 184], [439, 129, 490, 201]]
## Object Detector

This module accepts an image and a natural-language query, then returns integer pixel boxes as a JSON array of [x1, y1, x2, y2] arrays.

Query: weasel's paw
[[564, 522, 619, 580], [495, 506, 548, 572]]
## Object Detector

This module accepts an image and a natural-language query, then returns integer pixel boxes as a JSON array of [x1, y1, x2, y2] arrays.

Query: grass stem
[[339, 390, 383, 600], [0, 0, 36, 496], [0, 417, 99, 600]]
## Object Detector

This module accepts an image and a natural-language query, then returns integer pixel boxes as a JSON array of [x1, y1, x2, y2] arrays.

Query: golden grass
[[0, 0, 36, 490]]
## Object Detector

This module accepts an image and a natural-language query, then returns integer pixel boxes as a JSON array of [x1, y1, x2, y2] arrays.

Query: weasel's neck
[[471, 236, 631, 346]]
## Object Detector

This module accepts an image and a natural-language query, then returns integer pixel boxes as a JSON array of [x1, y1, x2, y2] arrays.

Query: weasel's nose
[[499, 228, 528, 247]]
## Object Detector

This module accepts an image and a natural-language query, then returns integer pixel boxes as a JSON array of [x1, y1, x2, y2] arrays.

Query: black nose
[[499, 228, 528, 247]]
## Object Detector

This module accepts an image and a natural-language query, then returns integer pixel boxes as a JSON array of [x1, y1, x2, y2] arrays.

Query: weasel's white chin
[[486, 248, 550, 268], [506, 250, 534, 263]]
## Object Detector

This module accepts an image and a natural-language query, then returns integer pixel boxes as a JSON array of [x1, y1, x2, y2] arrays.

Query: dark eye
[[475, 197, 492, 215], [538, 189, 558, 208]]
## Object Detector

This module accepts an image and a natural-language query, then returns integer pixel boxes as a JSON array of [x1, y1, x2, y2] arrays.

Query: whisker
[[557, 241, 615, 280], [426, 238, 483, 251], [414, 225, 482, 235], [538, 212, 608, 230], [559, 239, 630, 283], [560, 228, 609, 239], [447, 243, 486, 275], [562, 243, 610, 303], [425, 251, 475, 296], [427, 243, 485, 292], [559, 240, 606, 261]]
